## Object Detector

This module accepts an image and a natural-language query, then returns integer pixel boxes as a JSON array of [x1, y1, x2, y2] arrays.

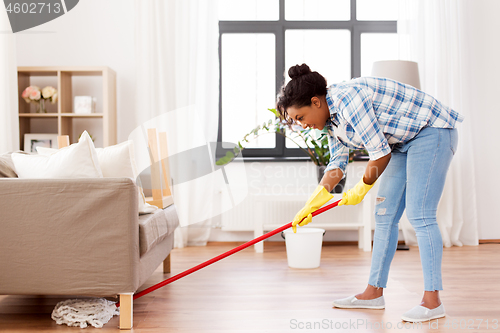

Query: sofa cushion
[[139, 204, 178, 256], [0, 152, 20, 178], [11, 131, 103, 179], [37, 140, 157, 215]]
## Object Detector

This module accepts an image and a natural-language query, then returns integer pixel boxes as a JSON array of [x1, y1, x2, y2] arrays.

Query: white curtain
[[398, 0, 479, 247], [0, 5, 19, 153], [133, 0, 219, 248]]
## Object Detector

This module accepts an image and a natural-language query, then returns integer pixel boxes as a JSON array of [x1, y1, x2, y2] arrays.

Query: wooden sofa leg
[[163, 254, 171, 273], [119, 293, 133, 330]]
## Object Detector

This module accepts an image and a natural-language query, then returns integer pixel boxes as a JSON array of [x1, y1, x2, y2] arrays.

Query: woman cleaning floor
[[277, 64, 463, 323]]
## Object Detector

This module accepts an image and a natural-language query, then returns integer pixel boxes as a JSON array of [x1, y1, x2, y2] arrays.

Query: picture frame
[[74, 96, 96, 114], [24, 133, 59, 153]]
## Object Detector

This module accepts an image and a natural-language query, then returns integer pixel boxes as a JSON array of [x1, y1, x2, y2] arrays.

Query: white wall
[[15, 0, 136, 145], [13, 0, 500, 240]]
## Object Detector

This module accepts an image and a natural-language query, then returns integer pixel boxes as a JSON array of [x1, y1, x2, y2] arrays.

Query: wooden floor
[[0, 243, 499, 332]]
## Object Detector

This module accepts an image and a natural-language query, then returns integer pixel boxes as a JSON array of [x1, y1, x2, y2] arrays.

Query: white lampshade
[[371, 60, 421, 90]]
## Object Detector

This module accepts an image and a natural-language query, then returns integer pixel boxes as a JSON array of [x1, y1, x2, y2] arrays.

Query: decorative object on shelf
[[21, 85, 58, 113], [74, 96, 96, 114], [24, 133, 59, 153]]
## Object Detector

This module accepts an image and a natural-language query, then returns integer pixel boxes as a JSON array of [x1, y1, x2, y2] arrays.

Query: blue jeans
[[368, 127, 458, 291]]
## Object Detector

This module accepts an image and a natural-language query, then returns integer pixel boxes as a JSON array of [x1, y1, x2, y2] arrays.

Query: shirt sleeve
[[338, 86, 392, 160], [324, 131, 350, 176]]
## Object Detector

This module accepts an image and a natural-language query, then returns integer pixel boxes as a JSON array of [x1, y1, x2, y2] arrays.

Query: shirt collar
[[326, 86, 340, 127]]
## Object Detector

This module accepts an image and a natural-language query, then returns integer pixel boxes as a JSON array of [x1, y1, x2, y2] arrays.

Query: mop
[[52, 199, 342, 328]]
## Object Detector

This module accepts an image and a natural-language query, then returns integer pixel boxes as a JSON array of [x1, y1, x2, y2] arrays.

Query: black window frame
[[216, 0, 397, 161]]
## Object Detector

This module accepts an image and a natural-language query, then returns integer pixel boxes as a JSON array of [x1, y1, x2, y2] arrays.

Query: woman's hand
[[339, 178, 375, 206], [292, 185, 334, 232], [339, 153, 391, 205]]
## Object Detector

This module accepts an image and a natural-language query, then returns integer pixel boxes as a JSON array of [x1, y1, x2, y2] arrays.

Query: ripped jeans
[[368, 127, 458, 291]]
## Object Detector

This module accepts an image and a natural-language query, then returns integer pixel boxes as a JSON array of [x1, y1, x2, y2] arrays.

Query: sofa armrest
[[0, 178, 140, 296]]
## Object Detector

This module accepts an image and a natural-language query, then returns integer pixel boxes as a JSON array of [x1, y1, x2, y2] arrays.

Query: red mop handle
[[116, 198, 342, 307]]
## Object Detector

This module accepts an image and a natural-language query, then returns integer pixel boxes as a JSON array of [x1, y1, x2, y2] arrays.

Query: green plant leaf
[[226, 106, 353, 167], [268, 108, 280, 117], [216, 156, 229, 166]]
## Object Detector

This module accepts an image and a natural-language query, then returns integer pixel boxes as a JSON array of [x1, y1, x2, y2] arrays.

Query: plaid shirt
[[324, 77, 464, 174]]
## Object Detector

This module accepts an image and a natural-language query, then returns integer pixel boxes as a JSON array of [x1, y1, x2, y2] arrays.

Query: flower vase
[[36, 99, 46, 113]]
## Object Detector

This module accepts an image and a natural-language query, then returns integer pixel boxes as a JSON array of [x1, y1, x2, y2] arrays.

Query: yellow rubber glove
[[292, 185, 334, 233], [338, 178, 375, 206]]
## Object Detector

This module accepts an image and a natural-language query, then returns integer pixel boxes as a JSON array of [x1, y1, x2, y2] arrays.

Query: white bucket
[[282, 228, 325, 269]]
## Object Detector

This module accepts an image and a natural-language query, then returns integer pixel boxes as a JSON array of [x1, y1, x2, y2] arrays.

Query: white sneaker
[[332, 295, 385, 309], [401, 304, 446, 322]]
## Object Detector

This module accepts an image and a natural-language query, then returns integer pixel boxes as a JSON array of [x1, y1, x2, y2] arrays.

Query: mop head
[[51, 298, 119, 328]]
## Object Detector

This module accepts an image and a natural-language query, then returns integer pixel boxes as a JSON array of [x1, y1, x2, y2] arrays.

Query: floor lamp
[[371, 60, 422, 250]]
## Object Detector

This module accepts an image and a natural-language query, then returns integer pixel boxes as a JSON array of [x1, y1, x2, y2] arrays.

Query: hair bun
[[288, 64, 311, 80]]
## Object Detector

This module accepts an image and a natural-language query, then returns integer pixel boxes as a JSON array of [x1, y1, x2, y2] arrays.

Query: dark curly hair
[[276, 64, 327, 125]]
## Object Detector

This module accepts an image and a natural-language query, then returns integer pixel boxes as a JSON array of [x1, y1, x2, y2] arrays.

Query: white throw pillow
[[96, 140, 156, 215], [12, 131, 103, 179], [37, 139, 156, 215]]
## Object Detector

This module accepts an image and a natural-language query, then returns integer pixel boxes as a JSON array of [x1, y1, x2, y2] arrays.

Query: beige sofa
[[0, 176, 178, 329]]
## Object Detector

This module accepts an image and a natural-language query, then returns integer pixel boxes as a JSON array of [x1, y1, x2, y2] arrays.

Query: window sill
[[229, 156, 312, 162], [227, 156, 370, 163]]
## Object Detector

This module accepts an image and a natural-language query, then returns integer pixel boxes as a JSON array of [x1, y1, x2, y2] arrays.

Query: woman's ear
[[311, 96, 321, 108]]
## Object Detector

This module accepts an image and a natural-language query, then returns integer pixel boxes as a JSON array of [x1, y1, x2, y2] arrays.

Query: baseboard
[[207, 241, 406, 247], [207, 240, 498, 247], [479, 239, 500, 244]]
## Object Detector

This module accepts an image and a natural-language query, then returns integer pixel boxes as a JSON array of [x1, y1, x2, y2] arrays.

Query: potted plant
[[217, 109, 367, 193]]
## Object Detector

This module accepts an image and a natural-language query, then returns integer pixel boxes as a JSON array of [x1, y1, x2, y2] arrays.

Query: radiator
[[220, 194, 364, 231]]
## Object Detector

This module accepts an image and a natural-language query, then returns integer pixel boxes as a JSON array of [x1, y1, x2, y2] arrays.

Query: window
[[217, 0, 397, 160]]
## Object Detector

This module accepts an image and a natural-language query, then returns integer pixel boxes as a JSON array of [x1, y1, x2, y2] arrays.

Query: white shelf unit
[[17, 66, 116, 149]]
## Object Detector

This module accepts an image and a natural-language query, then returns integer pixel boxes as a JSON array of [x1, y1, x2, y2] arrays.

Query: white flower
[[21, 87, 31, 99], [22, 86, 41, 103], [51, 92, 58, 104], [42, 86, 57, 99], [29, 89, 41, 101]]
